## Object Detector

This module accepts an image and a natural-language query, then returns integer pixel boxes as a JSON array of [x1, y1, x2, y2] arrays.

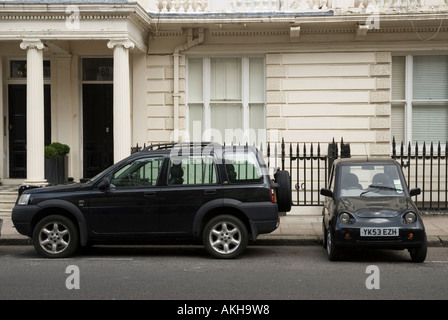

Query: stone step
[[0, 186, 20, 216]]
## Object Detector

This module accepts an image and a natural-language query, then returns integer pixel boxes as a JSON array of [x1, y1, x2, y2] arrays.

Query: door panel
[[158, 155, 222, 233], [88, 156, 164, 234], [8, 84, 51, 178], [82, 84, 113, 178]]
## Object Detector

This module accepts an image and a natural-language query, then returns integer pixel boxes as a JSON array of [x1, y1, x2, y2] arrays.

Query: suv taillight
[[270, 187, 277, 203]]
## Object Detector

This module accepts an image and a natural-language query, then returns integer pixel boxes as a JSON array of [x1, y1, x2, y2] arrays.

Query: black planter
[[45, 155, 68, 185]]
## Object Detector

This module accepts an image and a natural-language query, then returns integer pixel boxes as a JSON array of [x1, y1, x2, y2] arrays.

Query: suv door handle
[[144, 191, 157, 197], [204, 189, 216, 195]]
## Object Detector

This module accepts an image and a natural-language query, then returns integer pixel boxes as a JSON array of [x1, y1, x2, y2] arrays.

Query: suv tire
[[203, 215, 248, 259], [32, 215, 79, 259], [274, 170, 292, 212]]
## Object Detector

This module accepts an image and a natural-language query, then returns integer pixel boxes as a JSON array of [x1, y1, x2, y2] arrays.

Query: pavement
[[1, 206, 448, 246]]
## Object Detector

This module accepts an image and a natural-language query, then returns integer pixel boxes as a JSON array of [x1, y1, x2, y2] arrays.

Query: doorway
[[81, 57, 114, 179], [82, 84, 113, 179], [8, 84, 51, 178]]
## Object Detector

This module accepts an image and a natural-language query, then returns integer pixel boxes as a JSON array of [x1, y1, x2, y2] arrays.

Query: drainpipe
[[173, 28, 204, 142]]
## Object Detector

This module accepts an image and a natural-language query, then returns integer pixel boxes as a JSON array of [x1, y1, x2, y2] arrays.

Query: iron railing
[[266, 138, 350, 206], [392, 137, 448, 211], [131, 138, 448, 211]]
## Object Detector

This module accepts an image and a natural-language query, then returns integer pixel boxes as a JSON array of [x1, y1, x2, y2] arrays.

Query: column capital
[[20, 39, 46, 50], [107, 39, 135, 50]]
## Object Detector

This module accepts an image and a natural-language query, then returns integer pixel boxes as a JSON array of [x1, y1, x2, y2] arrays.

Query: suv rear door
[[158, 152, 222, 234], [222, 149, 268, 202]]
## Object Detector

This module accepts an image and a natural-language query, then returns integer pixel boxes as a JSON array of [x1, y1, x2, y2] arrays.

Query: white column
[[20, 39, 47, 185], [107, 39, 134, 163]]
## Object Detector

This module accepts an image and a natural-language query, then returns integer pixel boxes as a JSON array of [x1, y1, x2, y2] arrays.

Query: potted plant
[[45, 142, 70, 185]]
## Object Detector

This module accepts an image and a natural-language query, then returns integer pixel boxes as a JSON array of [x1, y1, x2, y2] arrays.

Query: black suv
[[12, 142, 291, 259]]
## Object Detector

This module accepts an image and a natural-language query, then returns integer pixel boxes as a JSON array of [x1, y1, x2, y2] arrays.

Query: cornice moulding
[[210, 30, 289, 37], [0, 14, 129, 20]]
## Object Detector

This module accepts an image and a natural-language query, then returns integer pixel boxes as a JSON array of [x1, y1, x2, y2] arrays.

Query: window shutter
[[412, 103, 448, 143], [210, 58, 241, 101], [413, 56, 448, 100], [392, 56, 405, 101], [391, 103, 405, 143]]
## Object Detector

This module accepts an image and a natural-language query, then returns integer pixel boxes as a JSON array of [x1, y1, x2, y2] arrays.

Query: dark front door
[[8, 84, 51, 178], [82, 84, 113, 179]]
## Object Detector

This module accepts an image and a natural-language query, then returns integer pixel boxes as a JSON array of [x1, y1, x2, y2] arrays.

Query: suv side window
[[224, 151, 263, 184], [111, 157, 164, 188], [168, 155, 218, 185]]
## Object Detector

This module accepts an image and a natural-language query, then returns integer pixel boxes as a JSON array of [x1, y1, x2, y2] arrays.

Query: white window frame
[[186, 56, 266, 146], [391, 53, 448, 145]]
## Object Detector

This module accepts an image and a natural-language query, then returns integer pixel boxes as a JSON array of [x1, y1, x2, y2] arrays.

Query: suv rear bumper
[[250, 219, 280, 238], [242, 202, 280, 238]]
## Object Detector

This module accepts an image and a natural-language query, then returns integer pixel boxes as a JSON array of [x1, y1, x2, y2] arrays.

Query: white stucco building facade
[[1, 0, 448, 185]]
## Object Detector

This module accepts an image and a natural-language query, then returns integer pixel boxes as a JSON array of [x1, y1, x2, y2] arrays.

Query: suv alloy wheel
[[202, 215, 249, 259], [32, 215, 79, 258]]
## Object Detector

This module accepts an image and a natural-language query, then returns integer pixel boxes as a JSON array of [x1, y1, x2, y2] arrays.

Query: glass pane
[[43, 61, 51, 79], [10, 60, 51, 79], [412, 102, 448, 143], [10, 60, 27, 78], [249, 58, 264, 102], [392, 56, 405, 100], [339, 164, 404, 197], [210, 58, 241, 101], [413, 56, 448, 100], [82, 58, 113, 81], [188, 103, 203, 142], [391, 103, 405, 144], [224, 151, 263, 184], [169, 155, 217, 185], [249, 103, 265, 147], [188, 58, 203, 101], [111, 157, 164, 188], [210, 103, 242, 145]]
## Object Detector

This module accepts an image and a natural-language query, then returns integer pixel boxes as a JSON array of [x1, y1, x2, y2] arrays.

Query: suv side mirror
[[98, 177, 111, 190], [410, 188, 421, 197], [320, 188, 333, 198]]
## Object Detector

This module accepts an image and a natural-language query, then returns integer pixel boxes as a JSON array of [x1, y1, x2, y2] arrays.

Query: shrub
[[45, 142, 70, 158]]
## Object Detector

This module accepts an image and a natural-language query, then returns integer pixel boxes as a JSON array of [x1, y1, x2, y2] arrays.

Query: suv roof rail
[[141, 142, 221, 152]]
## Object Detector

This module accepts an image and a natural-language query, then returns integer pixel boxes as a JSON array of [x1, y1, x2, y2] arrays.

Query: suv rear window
[[169, 155, 218, 185], [224, 151, 263, 184]]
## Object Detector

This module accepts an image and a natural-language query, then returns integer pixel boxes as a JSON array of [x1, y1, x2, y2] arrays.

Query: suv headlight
[[404, 212, 417, 224], [17, 194, 31, 206], [339, 212, 351, 224]]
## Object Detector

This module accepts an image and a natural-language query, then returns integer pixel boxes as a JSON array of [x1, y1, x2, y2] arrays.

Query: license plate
[[360, 227, 399, 237]]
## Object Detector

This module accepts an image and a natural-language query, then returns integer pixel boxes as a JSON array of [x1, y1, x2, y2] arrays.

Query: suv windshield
[[339, 163, 405, 197]]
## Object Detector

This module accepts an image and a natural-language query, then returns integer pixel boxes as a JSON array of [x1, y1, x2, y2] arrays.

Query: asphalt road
[[0, 245, 447, 301]]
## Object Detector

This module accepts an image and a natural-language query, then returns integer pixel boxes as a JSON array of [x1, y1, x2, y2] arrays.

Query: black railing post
[[437, 142, 441, 210], [392, 136, 397, 159], [327, 138, 338, 175], [281, 138, 285, 171], [340, 138, 351, 158], [422, 142, 426, 209], [296, 143, 300, 205]]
